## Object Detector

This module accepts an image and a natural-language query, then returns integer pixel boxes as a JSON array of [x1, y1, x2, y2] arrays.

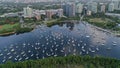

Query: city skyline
[[0, 0, 117, 3]]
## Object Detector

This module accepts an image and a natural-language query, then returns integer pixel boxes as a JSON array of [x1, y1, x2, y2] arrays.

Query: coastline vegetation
[[83, 13, 120, 31], [0, 23, 33, 36], [0, 17, 38, 36], [0, 55, 120, 68], [0, 23, 18, 34], [46, 17, 80, 27]]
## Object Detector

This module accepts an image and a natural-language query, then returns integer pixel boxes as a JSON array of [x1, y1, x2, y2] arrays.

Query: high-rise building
[[23, 6, 33, 18], [113, 1, 120, 10], [87, 2, 98, 13], [46, 10, 53, 20], [33, 10, 41, 20], [76, 3, 84, 14], [63, 2, 76, 17], [82, 6, 88, 15], [108, 2, 114, 12], [91, 2, 98, 13], [57, 9, 63, 17], [100, 4, 106, 12], [44, 9, 63, 20]]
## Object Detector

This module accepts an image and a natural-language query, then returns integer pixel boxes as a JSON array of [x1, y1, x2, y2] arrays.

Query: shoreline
[[0, 20, 119, 37], [0, 28, 34, 36], [0, 31, 15, 36]]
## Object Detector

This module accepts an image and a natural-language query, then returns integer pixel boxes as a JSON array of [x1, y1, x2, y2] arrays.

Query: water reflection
[[0, 21, 119, 63]]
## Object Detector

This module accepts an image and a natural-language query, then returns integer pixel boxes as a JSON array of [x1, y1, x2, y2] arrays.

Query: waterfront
[[0, 21, 120, 63]]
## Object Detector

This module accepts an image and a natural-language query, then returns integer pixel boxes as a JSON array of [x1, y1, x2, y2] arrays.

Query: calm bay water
[[0, 21, 120, 63]]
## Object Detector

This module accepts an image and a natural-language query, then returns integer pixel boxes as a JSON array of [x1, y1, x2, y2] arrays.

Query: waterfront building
[[108, 2, 114, 12], [23, 6, 33, 18]]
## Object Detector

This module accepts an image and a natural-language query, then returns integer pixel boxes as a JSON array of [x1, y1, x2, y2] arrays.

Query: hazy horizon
[[0, 0, 116, 3]]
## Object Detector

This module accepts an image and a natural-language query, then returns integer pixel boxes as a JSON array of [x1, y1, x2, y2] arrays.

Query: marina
[[0, 21, 119, 63]]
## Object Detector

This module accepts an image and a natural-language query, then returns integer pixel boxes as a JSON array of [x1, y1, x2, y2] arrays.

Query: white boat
[[82, 46, 84, 49], [31, 54, 34, 57], [107, 47, 111, 50], [64, 53, 67, 56], [7, 53, 11, 55], [46, 42, 49, 45], [14, 58, 17, 61], [25, 57, 29, 60], [112, 41, 117, 44], [73, 44, 75, 46], [13, 52, 17, 55], [73, 49, 76, 52], [21, 51, 25, 55], [78, 44, 80, 46], [23, 43, 26, 46], [28, 50, 31, 53], [86, 51, 89, 54], [11, 49, 15, 52], [55, 48, 58, 51], [80, 52, 82, 55], [84, 43, 87, 46], [4, 49, 8, 52], [86, 35, 90, 38], [73, 53, 76, 56], [8, 56, 12, 59], [96, 48, 99, 51], [113, 44, 117, 46], [82, 49, 86, 52], [23, 54, 26, 57], [42, 50, 45, 53], [91, 50, 95, 53], [2, 59, 6, 63], [0, 53, 3, 56], [54, 54, 57, 57], [101, 43, 105, 46], [16, 55, 19, 58], [18, 58, 22, 61], [60, 50, 64, 52]]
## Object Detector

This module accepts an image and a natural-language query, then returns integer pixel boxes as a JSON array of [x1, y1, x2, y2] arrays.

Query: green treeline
[[0, 55, 120, 68], [84, 13, 120, 31]]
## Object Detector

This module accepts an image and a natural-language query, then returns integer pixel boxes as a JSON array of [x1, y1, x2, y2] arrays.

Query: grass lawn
[[44, 19, 58, 24], [89, 18, 111, 23], [0, 23, 20, 34]]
